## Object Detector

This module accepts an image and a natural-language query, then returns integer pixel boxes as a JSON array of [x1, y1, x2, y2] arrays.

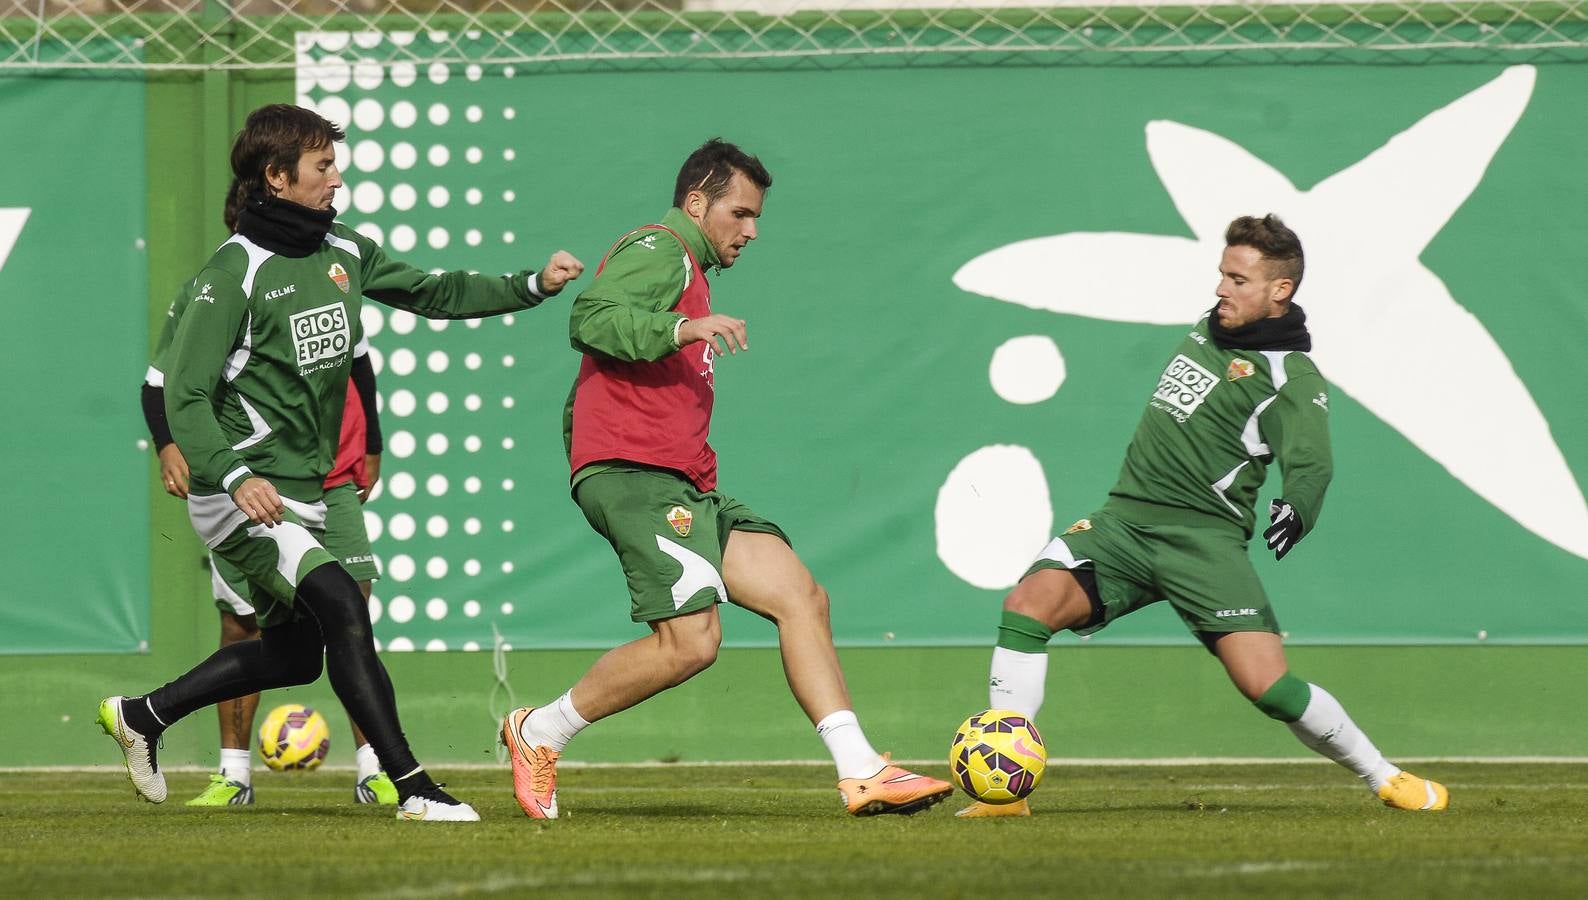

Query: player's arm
[[357, 231, 583, 319], [568, 238, 688, 362], [569, 238, 745, 361], [1259, 369, 1334, 557], [348, 337, 383, 502], [143, 291, 192, 497], [164, 271, 258, 503]]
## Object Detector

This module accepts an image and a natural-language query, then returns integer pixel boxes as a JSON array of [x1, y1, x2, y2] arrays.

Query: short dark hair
[[1225, 214, 1304, 297], [224, 104, 345, 231], [672, 138, 772, 208]]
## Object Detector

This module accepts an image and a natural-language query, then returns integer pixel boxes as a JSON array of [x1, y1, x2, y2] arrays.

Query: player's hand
[[538, 250, 585, 294], [359, 454, 382, 504], [158, 443, 190, 499], [234, 476, 286, 527], [678, 314, 748, 355], [1264, 499, 1303, 561]]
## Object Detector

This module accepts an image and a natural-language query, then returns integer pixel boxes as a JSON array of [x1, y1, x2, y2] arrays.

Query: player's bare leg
[[1215, 631, 1447, 810], [1212, 631, 1289, 700], [721, 530, 849, 721], [722, 529, 952, 816], [502, 607, 720, 819], [575, 606, 723, 720], [960, 568, 1091, 819]]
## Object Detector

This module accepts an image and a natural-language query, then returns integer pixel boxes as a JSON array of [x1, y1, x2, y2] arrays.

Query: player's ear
[[264, 164, 289, 196], [1272, 278, 1294, 303]]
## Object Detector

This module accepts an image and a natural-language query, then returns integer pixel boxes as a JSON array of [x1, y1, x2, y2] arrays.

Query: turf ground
[[4, 762, 1587, 897]]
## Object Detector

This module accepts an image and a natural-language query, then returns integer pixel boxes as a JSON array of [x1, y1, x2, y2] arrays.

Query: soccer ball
[[257, 704, 330, 771], [949, 709, 1046, 804]]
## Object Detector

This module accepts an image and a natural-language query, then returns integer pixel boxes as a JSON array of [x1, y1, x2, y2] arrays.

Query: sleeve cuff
[[222, 466, 253, 495], [527, 272, 547, 300], [144, 364, 165, 388], [672, 316, 690, 349]]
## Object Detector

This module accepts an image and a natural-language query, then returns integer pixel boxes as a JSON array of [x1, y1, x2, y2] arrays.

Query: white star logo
[[939, 65, 1588, 588]]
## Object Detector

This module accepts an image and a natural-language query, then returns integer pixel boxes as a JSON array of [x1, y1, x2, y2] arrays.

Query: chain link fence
[[4, 0, 1588, 70]]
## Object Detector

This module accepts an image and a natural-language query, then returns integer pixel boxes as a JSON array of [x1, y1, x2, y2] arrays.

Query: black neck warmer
[[1207, 302, 1312, 352], [237, 193, 335, 258]]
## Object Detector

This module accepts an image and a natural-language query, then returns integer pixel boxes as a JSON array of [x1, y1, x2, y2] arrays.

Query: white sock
[[219, 748, 252, 786], [354, 743, 380, 781], [1286, 683, 1401, 792], [989, 646, 1047, 718], [518, 691, 591, 752], [816, 710, 887, 780]]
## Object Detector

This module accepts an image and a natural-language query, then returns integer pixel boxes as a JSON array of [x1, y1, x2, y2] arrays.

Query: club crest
[[327, 262, 350, 294], [666, 505, 693, 537], [1227, 358, 1255, 381], [1062, 518, 1092, 535]]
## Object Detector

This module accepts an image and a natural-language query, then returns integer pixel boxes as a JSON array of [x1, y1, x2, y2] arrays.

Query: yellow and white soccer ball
[[257, 703, 331, 771], [949, 709, 1046, 804]]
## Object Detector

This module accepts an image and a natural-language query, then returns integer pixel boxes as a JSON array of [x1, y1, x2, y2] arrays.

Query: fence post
[[201, 0, 234, 246]]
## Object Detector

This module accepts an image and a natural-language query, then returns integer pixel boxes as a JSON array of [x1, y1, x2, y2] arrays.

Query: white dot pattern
[[303, 43, 578, 654], [389, 430, 415, 458]]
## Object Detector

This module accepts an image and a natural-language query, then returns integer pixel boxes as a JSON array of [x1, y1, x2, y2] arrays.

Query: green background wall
[[0, 71, 148, 654], [1, 54, 1584, 768]]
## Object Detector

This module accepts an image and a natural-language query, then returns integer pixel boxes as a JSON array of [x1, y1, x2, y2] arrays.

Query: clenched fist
[[538, 250, 585, 294]]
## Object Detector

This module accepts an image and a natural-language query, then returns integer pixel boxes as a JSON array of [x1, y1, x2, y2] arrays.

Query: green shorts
[[322, 481, 379, 583], [1024, 505, 1278, 643], [206, 482, 378, 623], [574, 465, 789, 623], [208, 501, 337, 630]]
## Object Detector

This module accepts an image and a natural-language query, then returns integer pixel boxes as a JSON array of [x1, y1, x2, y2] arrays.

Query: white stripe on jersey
[[223, 234, 276, 297], [1211, 460, 1250, 517], [1262, 350, 1292, 390], [324, 231, 361, 258], [231, 393, 272, 451], [222, 311, 253, 382]]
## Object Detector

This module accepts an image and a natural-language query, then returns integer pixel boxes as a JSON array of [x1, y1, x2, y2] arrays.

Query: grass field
[[4, 762, 1587, 897]]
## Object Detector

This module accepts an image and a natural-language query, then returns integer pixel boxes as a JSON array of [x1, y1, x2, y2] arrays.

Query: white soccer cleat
[[396, 785, 481, 822], [96, 696, 167, 804]]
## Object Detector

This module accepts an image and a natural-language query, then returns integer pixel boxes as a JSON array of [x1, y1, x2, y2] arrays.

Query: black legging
[[147, 562, 421, 784]]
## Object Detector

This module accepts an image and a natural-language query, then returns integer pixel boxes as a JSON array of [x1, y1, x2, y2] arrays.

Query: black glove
[[1264, 499, 1303, 561]]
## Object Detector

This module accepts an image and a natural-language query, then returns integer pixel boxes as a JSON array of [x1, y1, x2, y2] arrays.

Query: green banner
[[0, 72, 149, 653], [290, 45, 1586, 649]]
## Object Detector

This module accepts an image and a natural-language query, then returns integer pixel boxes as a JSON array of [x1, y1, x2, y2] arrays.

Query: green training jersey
[[562, 207, 720, 489], [1107, 317, 1333, 540], [166, 224, 547, 500]]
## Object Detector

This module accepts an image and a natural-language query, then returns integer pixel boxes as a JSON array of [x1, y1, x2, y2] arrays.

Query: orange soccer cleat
[[501, 707, 561, 819], [838, 755, 955, 817]]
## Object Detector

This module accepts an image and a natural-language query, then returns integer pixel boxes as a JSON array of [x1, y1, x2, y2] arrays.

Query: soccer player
[[98, 103, 584, 822], [500, 138, 954, 820], [958, 215, 1448, 818], [143, 299, 398, 806]]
